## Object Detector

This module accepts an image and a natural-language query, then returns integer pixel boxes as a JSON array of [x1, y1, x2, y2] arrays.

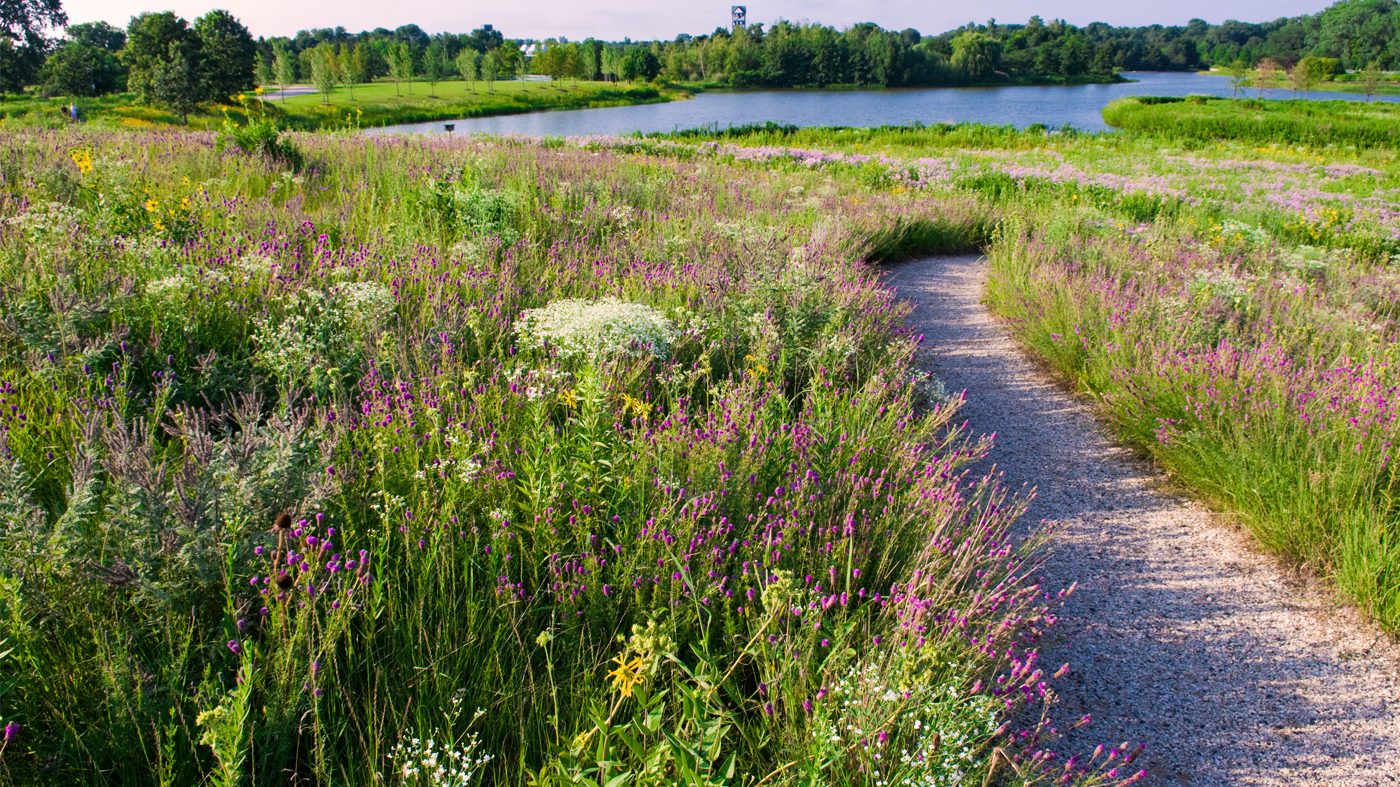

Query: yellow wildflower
[[68, 147, 93, 174], [621, 393, 651, 419], [558, 388, 578, 409], [145, 197, 159, 213], [606, 654, 645, 697]]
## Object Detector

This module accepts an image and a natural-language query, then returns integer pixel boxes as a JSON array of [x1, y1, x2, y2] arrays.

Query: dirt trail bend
[[888, 255, 1400, 786]]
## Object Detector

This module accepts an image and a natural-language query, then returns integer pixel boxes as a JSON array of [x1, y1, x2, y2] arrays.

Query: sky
[[60, 0, 1330, 41]]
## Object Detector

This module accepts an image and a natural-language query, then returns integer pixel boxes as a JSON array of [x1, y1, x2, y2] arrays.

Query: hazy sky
[[60, 0, 1329, 41]]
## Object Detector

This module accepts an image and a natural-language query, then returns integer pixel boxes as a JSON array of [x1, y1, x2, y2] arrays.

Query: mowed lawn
[[269, 78, 676, 127]]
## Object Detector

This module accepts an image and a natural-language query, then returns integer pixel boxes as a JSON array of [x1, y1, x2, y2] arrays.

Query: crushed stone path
[[887, 255, 1400, 786]]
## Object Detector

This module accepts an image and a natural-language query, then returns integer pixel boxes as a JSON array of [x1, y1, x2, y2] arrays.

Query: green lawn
[[271, 78, 682, 128], [0, 79, 684, 131]]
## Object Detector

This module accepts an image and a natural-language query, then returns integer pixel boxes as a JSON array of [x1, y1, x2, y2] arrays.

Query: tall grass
[[1103, 95, 1400, 149], [627, 120, 1400, 631], [0, 129, 1133, 785]]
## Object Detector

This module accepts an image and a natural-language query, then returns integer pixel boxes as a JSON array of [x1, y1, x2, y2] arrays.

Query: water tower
[[732, 6, 746, 28]]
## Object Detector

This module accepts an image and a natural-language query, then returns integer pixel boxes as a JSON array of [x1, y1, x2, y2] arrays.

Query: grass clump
[[1103, 95, 1400, 149]]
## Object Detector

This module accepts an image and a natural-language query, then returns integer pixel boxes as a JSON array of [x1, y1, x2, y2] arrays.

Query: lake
[[371, 72, 1400, 137]]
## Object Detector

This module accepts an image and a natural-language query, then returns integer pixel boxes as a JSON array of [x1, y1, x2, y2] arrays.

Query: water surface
[[372, 72, 1399, 137]]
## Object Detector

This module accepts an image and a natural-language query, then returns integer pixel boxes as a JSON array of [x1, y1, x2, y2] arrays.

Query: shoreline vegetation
[[1103, 95, 1400, 148], [0, 80, 686, 131], [0, 71, 1132, 132]]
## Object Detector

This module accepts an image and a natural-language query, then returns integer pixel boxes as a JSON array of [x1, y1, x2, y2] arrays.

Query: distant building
[[732, 6, 746, 28]]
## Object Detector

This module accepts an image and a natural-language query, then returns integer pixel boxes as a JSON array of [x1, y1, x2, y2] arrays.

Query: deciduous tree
[[194, 9, 256, 102]]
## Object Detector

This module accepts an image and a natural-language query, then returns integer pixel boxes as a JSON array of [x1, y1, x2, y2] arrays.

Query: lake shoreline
[[371, 72, 1400, 137]]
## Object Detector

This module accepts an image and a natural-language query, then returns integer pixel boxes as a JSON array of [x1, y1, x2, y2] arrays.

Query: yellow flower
[[145, 197, 159, 213], [68, 148, 93, 174], [606, 654, 645, 697], [558, 388, 578, 409], [621, 393, 651, 419], [237, 93, 246, 101]]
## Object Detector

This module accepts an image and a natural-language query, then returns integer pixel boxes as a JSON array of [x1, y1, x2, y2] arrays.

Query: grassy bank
[[1103, 95, 1400, 149], [0, 79, 680, 131]]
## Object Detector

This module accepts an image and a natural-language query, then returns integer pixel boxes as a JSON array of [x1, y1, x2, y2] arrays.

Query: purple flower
[[3, 721, 18, 742], [227, 640, 241, 654]]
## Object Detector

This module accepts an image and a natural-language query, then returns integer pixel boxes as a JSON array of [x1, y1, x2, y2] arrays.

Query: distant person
[[68, 104, 78, 122]]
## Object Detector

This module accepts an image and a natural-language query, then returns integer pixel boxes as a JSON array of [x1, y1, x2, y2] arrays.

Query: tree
[[1059, 35, 1088, 77], [272, 40, 294, 101], [66, 21, 125, 52], [950, 32, 1002, 80], [124, 12, 192, 105], [194, 10, 256, 102], [1288, 58, 1315, 98], [1, 0, 66, 53], [621, 46, 659, 81], [481, 50, 497, 92], [1254, 57, 1282, 98], [310, 42, 337, 104], [391, 41, 413, 95], [1360, 61, 1383, 102], [425, 40, 444, 96], [255, 51, 273, 87], [496, 44, 522, 80], [456, 47, 480, 91], [39, 41, 123, 96], [337, 43, 363, 99], [1090, 43, 1114, 79], [151, 43, 200, 123], [1224, 59, 1249, 97], [386, 40, 406, 95]]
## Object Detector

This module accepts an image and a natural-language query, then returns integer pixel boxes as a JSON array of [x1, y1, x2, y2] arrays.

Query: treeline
[[21, 11, 257, 117], [9, 0, 1400, 102], [968, 0, 1400, 73]]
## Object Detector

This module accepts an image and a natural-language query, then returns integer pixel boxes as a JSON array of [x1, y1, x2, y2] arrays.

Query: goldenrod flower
[[606, 654, 645, 697]]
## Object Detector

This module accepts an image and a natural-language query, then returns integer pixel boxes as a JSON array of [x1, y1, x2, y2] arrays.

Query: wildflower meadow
[[0, 127, 1155, 785]]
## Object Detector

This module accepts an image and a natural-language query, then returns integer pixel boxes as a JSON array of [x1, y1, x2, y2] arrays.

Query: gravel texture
[[887, 255, 1400, 786]]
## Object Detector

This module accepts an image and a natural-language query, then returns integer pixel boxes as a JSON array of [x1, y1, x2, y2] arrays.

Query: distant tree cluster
[[8, 0, 1400, 106], [26, 8, 256, 117]]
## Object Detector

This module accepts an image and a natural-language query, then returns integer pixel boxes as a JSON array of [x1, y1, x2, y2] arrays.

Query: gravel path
[[887, 255, 1400, 786]]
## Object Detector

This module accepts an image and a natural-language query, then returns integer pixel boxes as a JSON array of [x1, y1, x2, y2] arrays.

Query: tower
[[732, 6, 746, 28]]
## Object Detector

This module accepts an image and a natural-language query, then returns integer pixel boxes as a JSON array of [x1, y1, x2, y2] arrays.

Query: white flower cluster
[[909, 370, 952, 407], [810, 658, 997, 787], [517, 298, 678, 360], [504, 365, 572, 401], [146, 275, 190, 302], [715, 220, 774, 246], [230, 254, 274, 278], [333, 281, 396, 331], [7, 201, 87, 244], [1216, 219, 1270, 246], [414, 454, 482, 485], [392, 728, 492, 786], [1190, 268, 1255, 305]]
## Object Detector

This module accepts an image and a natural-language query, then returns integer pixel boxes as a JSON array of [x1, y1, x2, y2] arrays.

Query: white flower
[[517, 298, 678, 360]]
